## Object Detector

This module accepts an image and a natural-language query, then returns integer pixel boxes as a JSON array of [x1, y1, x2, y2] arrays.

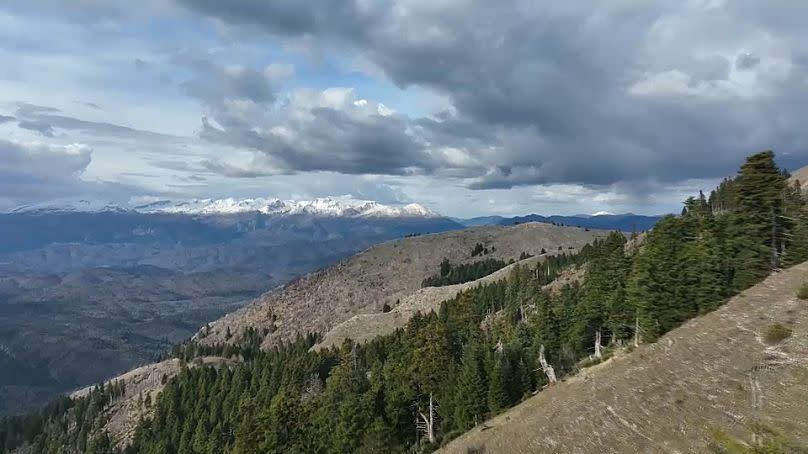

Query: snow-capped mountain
[[134, 197, 440, 218], [10, 197, 441, 219]]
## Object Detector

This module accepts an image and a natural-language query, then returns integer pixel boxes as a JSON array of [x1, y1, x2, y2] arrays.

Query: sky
[[1, 0, 808, 217]]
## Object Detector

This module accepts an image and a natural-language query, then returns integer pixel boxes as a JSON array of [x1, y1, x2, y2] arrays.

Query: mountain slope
[[314, 253, 549, 350], [440, 261, 808, 453], [497, 213, 662, 231], [791, 165, 808, 185], [197, 222, 609, 349]]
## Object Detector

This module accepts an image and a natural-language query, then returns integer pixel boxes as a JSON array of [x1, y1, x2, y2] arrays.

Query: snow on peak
[[7, 196, 442, 219], [136, 197, 441, 218], [591, 211, 615, 216]]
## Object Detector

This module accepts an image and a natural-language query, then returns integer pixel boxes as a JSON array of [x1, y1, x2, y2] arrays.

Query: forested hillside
[[2, 151, 807, 453]]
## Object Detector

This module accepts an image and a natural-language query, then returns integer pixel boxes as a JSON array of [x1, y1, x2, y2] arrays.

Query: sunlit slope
[[441, 261, 808, 453]]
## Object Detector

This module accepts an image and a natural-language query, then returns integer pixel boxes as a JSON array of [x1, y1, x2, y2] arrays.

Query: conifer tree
[[453, 342, 487, 430]]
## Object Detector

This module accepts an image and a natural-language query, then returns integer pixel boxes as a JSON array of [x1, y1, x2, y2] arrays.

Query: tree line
[[421, 258, 509, 287]]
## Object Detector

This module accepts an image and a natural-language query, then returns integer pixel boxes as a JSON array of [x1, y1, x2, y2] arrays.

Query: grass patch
[[763, 323, 792, 345], [797, 282, 808, 300]]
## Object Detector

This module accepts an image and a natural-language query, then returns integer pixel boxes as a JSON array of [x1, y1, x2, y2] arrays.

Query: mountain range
[[12, 197, 440, 219]]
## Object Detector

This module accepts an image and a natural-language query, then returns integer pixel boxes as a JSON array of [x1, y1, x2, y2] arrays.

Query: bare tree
[[416, 393, 438, 444], [594, 328, 602, 359], [494, 339, 504, 356], [538, 344, 557, 384]]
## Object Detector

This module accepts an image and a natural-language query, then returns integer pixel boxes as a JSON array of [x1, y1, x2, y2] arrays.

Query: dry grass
[[314, 254, 547, 350], [198, 222, 611, 350], [439, 262, 808, 454]]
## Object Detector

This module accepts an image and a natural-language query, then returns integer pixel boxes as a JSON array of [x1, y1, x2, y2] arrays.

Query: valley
[[0, 199, 464, 416]]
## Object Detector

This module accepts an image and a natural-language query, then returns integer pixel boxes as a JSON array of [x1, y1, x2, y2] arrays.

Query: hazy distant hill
[[460, 213, 663, 231]]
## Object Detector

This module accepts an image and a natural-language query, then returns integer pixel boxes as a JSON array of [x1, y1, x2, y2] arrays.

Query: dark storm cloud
[[175, 0, 378, 38], [177, 0, 808, 188]]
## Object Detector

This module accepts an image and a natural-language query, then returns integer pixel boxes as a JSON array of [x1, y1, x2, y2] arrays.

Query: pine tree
[[486, 351, 508, 414], [453, 342, 487, 429], [732, 151, 787, 288]]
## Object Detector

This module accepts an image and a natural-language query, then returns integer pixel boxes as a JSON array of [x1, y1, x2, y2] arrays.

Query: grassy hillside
[[197, 222, 609, 349], [441, 260, 808, 453]]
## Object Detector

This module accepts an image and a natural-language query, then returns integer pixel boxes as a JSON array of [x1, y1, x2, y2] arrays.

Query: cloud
[[0, 139, 90, 202], [198, 87, 445, 176], [17, 119, 55, 137], [183, 64, 277, 107], [736, 52, 761, 70], [0, 139, 158, 209], [178, 0, 808, 189], [13, 103, 183, 142], [199, 159, 277, 178], [0, 115, 15, 124], [4, 0, 808, 216]]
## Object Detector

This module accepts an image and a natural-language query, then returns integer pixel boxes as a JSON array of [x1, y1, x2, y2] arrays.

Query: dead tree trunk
[[634, 315, 641, 348], [416, 393, 436, 444], [594, 328, 602, 359], [538, 344, 557, 384]]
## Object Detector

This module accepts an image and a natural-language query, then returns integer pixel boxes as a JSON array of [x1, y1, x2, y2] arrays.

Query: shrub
[[797, 283, 808, 300], [763, 323, 792, 345]]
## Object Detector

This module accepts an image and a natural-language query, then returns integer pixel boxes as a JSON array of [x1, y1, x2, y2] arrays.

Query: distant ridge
[[460, 213, 663, 232]]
